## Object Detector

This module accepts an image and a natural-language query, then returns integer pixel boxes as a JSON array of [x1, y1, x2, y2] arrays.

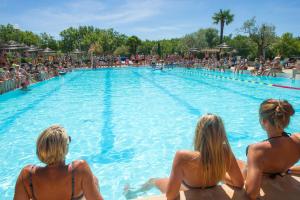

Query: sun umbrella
[[42, 47, 56, 54], [0, 41, 28, 50], [72, 49, 83, 54], [200, 48, 220, 53], [217, 43, 231, 49], [26, 45, 39, 52], [189, 48, 200, 53]]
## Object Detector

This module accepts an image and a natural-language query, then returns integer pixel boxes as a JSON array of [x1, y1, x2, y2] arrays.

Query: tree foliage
[[272, 33, 300, 58], [241, 17, 276, 59], [212, 9, 234, 44], [1, 20, 300, 60], [126, 36, 142, 55], [113, 45, 129, 56]]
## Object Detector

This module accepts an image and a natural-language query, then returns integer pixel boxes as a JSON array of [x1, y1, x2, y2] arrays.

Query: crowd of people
[[0, 53, 78, 93], [1, 51, 300, 94], [13, 99, 300, 200]]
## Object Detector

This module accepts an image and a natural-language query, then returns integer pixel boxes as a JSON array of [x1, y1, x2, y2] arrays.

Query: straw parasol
[[42, 47, 56, 54], [217, 43, 231, 49], [72, 49, 84, 54], [0, 40, 29, 50], [26, 45, 39, 52], [200, 48, 220, 53], [189, 48, 200, 53]]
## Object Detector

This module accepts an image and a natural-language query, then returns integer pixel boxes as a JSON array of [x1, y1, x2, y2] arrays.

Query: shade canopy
[[200, 48, 220, 53], [217, 43, 231, 49], [42, 47, 56, 54], [0, 40, 29, 50], [229, 49, 238, 54], [189, 48, 200, 53], [72, 49, 84, 54], [26, 45, 39, 52]]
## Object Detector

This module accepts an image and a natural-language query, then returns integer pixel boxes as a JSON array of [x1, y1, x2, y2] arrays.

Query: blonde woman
[[125, 114, 244, 200], [14, 125, 104, 200], [243, 99, 300, 200]]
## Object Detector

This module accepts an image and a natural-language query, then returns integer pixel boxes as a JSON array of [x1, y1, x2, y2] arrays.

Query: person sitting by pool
[[250, 58, 260, 75], [266, 56, 282, 77], [240, 99, 300, 200], [124, 114, 244, 200], [14, 125, 104, 200], [292, 59, 300, 79]]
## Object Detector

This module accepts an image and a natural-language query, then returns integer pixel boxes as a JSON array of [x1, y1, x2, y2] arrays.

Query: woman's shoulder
[[71, 160, 92, 173], [291, 133, 300, 141], [247, 142, 268, 159], [18, 165, 36, 181], [174, 150, 200, 163]]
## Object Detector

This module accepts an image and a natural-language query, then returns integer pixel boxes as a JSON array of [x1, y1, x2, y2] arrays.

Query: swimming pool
[[0, 67, 300, 199]]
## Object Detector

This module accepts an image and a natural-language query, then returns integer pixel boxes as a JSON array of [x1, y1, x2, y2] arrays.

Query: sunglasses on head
[[68, 136, 72, 144]]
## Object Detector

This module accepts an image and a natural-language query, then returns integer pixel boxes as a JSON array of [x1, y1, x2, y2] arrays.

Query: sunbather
[[125, 114, 244, 200], [267, 57, 282, 77], [240, 99, 300, 200], [292, 60, 300, 79], [14, 125, 104, 200]]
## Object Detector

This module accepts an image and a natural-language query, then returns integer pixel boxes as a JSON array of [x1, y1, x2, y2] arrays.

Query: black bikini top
[[28, 162, 84, 200], [245, 131, 291, 156]]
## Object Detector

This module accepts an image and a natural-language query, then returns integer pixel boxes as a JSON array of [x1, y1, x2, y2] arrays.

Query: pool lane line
[[100, 69, 114, 153], [181, 70, 300, 91], [85, 69, 134, 164], [164, 71, 264, 102], [0, 71, 86, 133], [272, 84, 300, 90], [133, 71, 201, 116], [177, 69, 300, 100]]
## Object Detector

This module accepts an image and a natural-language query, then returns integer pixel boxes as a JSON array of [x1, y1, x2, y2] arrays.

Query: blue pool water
[[0, 67, 300, 199]]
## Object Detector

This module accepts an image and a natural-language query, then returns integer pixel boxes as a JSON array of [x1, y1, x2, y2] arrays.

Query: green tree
[[212, 9, 234, 44], [39, 33, 58, 50], [157, 42, 162, 57], [204, 28, 219, 48], [113, 45, 129, 56], [59, 27, 79, 52], [138, 40, 156, 55], [272, 33, 300, 58], [126, 36, 141, 55], [242, 17, 276, 59], [88, 42, 103, 55], [228, 35, 257, 59]]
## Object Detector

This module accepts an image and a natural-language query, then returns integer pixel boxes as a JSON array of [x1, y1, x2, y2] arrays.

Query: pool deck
[[136, 175, 300, 200]]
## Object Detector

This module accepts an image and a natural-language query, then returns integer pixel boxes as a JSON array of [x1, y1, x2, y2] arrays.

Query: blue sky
[[0, 0, 299, 40]]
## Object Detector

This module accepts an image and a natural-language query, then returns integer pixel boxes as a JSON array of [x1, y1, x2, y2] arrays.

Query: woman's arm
[[13, 166, 30, 200], [245, 146, 264, 200], [289, 166, 300, 175], [166, 151, 184, 200], [224, 153, 244, 188], [78, 160, 104, 200]]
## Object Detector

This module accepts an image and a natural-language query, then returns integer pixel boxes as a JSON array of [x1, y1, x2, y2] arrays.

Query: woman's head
[[259, 99, 295, 130], [194, 114, 231, 184], [36, 125, 70, 165]]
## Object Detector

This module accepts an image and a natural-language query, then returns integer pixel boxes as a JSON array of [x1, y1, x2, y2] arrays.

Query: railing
[[0, 71, 51, 94]]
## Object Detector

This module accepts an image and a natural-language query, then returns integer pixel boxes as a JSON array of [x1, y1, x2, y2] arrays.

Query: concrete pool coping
[[136, 175, 300, 200]]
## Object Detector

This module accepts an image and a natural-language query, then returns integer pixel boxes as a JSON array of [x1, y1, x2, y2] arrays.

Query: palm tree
[[212, 9, 234, 44], [88, 42, 103, 67]]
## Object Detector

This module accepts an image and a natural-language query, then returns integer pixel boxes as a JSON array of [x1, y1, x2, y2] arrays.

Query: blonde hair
[[259, 99, 295, 130], [194, 114, 232, 185], [36, 125, 69, 165]]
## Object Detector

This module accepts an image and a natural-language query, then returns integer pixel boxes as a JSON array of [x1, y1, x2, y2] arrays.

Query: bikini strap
[[71, 162, 75, 199], [29, 165, 36, 200], [283, 132, 291, 137]]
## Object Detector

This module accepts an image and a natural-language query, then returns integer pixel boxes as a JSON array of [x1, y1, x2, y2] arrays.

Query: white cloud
[[19, 0, 166, 36], [134, 24, 195, 33]]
